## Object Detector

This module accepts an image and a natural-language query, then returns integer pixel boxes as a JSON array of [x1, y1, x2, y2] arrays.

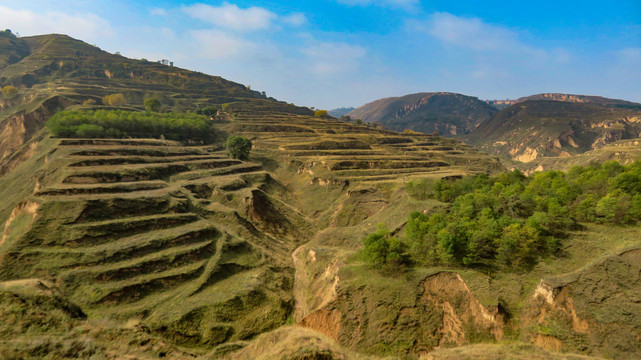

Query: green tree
[[144, 97, 161, 112], [225, 135, 252, 160], [362, 224, 405, 269]]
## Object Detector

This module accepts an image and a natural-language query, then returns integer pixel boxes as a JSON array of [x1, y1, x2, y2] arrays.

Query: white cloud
[[0, 5, 114, 40], [336, 0, 419, 11], [282, 13, 307, 27], [302, 42, 366, 76], [150, 8, 167, 16], [183, 3, 277, 32], [191, 29, 256, 59], [411, 12, 517, 51]]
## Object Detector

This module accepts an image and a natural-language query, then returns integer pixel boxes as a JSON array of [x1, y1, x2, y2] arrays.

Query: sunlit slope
[[467, 100, 641, 163]]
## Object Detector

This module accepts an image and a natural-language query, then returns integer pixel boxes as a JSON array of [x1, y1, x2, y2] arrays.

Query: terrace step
[[62, 239, 215, 284], [36, 180, 168, 196], [63, 213, 201, 247], [88, 259, 209, 304]]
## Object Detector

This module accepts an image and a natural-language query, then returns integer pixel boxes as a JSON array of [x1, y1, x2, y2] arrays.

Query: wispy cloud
[[150, 8, 167, 16], [282, 12, 307, 26], [183, 3, 277, 32], [302, 41, 366, 76], [409, 12, 518, 51], [0, 5, 114, 40], [191, 29, 256, 59], [336, 0, 419, 11]]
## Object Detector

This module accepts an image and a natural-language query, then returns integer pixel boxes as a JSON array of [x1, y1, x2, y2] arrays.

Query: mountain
[[467, 99, 641, 162], [0, 31, 311, 175], [347, 92, 498, 136], [328, 107, 354, 118], [486, 93, 640, 110]]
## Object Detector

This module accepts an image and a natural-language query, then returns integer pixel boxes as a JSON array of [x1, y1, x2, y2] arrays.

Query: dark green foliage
[[47, 109, 221, 143], [144, 97, 161, 112], [399, 161, 641, 270], [195, 105, 219, 117], [362, 224, 406, 270], [224, 135, 252, 160]]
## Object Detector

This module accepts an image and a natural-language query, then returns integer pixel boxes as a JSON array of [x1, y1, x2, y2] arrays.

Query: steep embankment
[[348, 92, 497, 136], [525, 246, 641, 359], [467, 100, 641, 162]]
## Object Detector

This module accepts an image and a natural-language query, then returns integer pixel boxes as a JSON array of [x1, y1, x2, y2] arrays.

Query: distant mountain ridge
[[328, 107, 354, 118], [467, 98, 641, 162], [487, 93, 641, 110], [347, 92, 497, 136]]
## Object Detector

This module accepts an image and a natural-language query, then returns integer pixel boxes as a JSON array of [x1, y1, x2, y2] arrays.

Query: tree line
[[363, 161, 641, 271], [47, 109, 222, 143]]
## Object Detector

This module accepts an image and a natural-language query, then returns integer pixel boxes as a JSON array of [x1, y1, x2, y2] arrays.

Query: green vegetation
[[363, 161, 641, 270], [144, 97, 161, 112], [195, 105, 220, 117], [225, 135, 252, 160], [47, 109, 221, 143], [361, 224, 406, 270], [102, 93, 126, 107]]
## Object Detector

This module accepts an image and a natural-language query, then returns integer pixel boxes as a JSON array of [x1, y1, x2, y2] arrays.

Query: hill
[[487, 93, 641, 110], [0, 31, 311, 176], [466, 100, 641, 162], [328, 107, 355, 118], [347, 92, 498, 136]]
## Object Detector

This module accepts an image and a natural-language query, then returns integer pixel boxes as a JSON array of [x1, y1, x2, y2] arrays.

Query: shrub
[[82, 99, 96, 106], [102, 93, 126, 107], [144, 97, 161, 112], [314, 110, 329, 118], [1, 85, 18, 98], [225, 135, 252, 160]]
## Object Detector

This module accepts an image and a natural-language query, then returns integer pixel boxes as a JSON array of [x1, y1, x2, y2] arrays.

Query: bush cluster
[[363, 161, 641, 271], [224, 135, 252, 160], [47, 109, 221, 143]]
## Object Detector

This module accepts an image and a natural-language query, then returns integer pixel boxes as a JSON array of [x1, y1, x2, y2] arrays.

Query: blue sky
[[1, 0, 640, 109]]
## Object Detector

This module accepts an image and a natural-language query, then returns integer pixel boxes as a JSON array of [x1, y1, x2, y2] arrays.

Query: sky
[[1, 0, 640, 109]]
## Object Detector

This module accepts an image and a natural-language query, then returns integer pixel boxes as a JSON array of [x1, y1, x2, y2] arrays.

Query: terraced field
[[0, 137, 303, 347], [224, 113, 502, 185], [0, 111, 503, 356]]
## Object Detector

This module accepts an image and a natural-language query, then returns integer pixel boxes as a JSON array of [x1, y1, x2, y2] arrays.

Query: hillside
[[2, 32, 641, 360], [467, 100, 641, 162], [0, 31, 311, 176], [487, 93, 641, 110], [347, 92, 497, 136]]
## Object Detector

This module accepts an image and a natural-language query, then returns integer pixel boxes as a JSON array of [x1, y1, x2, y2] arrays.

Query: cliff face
[[467, 100, 641, 162], [348, 92, 497, 136]]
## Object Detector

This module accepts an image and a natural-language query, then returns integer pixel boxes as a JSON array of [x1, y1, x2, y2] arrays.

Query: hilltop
[[347, 92, 497, 136], [0, 30, 311, 175], [487, 93, 641, 110], [466, 99, 641, 162]]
